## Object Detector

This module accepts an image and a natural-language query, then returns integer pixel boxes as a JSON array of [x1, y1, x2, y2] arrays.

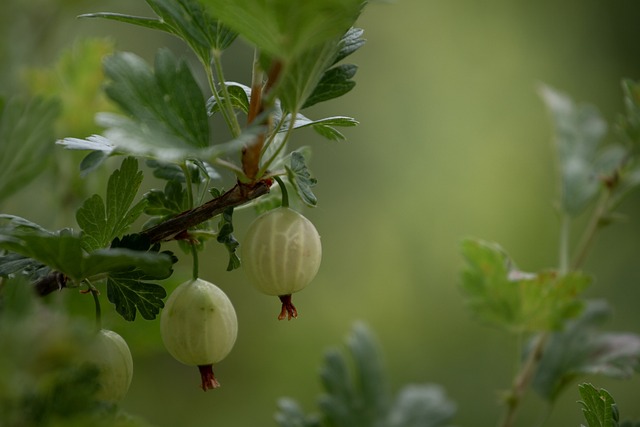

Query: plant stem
[[212, 52, 242, 138], [181, 162, 195, 209], [571, 190, 611, 270], [242, 49, 266, 180], [86, 279, 102, 331], [191, 242, 199, 281], [257, 115, 296, 178], [499, 333, 548, 427], [274, 176, 289, 208]]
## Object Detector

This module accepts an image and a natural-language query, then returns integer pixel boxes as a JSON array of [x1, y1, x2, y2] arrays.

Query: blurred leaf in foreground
[[275, 322, 456, 427]]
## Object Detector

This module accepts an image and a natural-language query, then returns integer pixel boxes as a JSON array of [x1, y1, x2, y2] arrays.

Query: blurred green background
[[2, 0, 640, 426]]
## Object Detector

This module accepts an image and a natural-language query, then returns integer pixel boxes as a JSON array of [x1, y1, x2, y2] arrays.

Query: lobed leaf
[[216, 207, 240, 271], [0, 227, 173, 284], [539, 84, 608, 216], [303, 64, 358, 110], [578, 383, 619, 427], [460, 238, 590, 333], [103, 49, 209, 149], [533, 300, 640, 402], [285, 151, 318, 207], [80, 0, 237, 64], [76, 157, 146, 251], [106, 276, 167, 321], [200, 0, 364, 60]]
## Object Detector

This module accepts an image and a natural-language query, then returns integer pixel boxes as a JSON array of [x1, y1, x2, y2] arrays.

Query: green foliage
[[216, 207, 240, 271], [539, 84, 609, 216], [0, 95, 60, 204], [460, 238, 590, 333], [57, 50, 261, 166], [286, 151, 318, 207], [200, 0, 364, 61], [0, 217, 172, 283], [275, 323, 456, 427], [579, 384, 619, 427], [81, 0, 236, 65], [77, 158, 146, 252], [532, 300, 640, 402]]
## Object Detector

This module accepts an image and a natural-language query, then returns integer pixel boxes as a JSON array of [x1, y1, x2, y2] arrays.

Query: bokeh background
[[2, 0, 640, 426]]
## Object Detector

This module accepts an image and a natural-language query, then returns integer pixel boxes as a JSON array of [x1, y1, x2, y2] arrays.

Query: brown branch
[[241, 59, 283, 181], [33, 180, 271, 297], [141, 181, 270, 243]]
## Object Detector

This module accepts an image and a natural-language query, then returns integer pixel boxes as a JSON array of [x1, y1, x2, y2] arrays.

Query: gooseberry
[[160, 278, 238, 390], [89, 329, 133, 403], [242, 206, 322, 320]]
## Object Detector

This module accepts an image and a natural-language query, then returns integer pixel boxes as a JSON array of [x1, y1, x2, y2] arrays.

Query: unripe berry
[[89, 329, 133, 403], [242, 207, 322, 320], [160, 278, 238, 390]]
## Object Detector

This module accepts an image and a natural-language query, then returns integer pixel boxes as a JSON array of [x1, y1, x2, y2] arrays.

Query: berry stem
[[273, 175, 289, 208], [198, 365, 221, 390], [278, 294, 298, 320]]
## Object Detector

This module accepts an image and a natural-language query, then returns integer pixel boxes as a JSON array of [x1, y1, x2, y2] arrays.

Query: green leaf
[[105, 49, 209, 148], [80, 0, 237, 64], [59, 113, 264, 164], [143, 181, 188, 219], [201, 0, 364, 60], [334, 27, 366, 64], [285, 114, 358, 142], [539, 84, 608, 216], [387, 385, 457, 427], [0, 96, 60, 203], [0, 227, 173, 283], [106, 276, 167, 321], [303, 64, 358, 110], [207, 82, 251, 116], [216, 207, 240, 271], [105, 235, 175, 321], [286, 151, 318, 207], [578, 383, 619, 427], [460, 238, 590, 333], [532, 300, 640, 402], [76, 157, 146, 252]]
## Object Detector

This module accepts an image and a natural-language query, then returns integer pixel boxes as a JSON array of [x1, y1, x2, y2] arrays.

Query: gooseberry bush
[[1, 1, 640, 427]]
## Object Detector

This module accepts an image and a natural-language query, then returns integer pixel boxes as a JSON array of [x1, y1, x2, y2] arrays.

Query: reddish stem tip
[[198, 365, 220, 391], [278, 294, 298, 320]]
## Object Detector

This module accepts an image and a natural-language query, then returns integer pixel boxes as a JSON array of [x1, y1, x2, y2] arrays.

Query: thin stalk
[[202, 54, 241, 138], [181, 163, 195, 209], [257, 115, 296, 178], [191, 242, 200, 281], [274, 176, 289, 208], [212, 52, 242, 138], [571, 190, 611, 270], [259, 114, 287, 158], [86, 279, 102, 331], [499, 333, 548, 427]]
